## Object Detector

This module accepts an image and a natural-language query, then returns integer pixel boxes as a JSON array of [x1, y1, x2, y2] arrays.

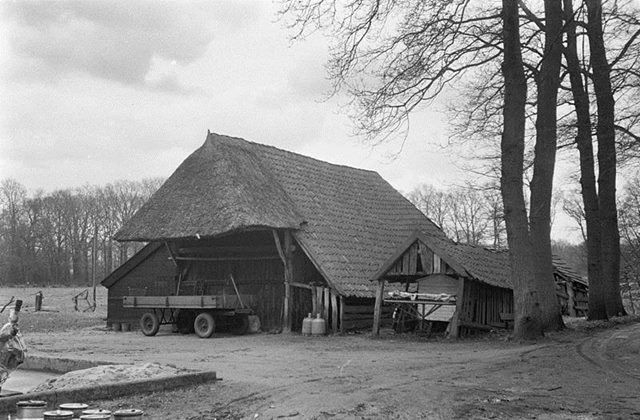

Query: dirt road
[[22, 320, 640, 419]]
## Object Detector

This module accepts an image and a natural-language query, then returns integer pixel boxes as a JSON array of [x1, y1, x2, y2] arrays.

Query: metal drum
[[43, 410, 74, 419], [113, 409, 144, 418], [58, 403, 89, 418], [302, 313, 313, 335], [15, 400, 47, 419], [80, 414, 111, 420], [311, 313, 326, 335], [81, 409, 112, 417]]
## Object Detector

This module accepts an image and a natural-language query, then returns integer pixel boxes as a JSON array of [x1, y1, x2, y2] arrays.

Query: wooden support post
[[323, 287, 330, 322], [282, 231, 294, 333], [372, 279, 385, 336], [315, 286, 323, 316], [566, 281, 577, 317], [449, 278, 465, 338], [331, 291, 338, 333], [311, 286, 318, 315], [339, 296, 345, 333]]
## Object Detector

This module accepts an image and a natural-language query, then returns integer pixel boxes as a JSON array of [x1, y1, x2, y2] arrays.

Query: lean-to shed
[[371, 229, 589, 336], [103, 132, 448, 332]]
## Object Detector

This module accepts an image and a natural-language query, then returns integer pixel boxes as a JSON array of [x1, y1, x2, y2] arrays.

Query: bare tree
[[450, 0, 640, 320], [586, 0, 628, 316], [282, 0, 567, 337], [562, 0, 608, 319], [407, 184, 453, 237], [0, 179, 27, 284], [0, 178, 162, 286], [500, 0, 549, 338], [407, 182, 503, 247], [617, 173, 640, 314]]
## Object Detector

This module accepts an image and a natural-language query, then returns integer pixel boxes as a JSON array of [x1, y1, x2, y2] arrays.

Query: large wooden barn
[[370, 229, 588, 337], [102, 132, 450, 333]]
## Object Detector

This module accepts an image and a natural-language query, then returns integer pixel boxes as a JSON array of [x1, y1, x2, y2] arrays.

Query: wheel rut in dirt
[[575, 322, 640, 382]]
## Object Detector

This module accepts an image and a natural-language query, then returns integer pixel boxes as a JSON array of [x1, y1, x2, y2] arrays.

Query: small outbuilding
[[371, 229, 589, 337]]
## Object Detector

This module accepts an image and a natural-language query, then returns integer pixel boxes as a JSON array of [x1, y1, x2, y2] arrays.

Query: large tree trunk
[[501, 0, 541, 339], [528, 0, 565, 331], [585, 0, 627, 317], [563, 0, 608, 320]]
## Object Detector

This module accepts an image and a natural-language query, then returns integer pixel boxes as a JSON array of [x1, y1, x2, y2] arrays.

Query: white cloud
[[2, 1, 220, 89]]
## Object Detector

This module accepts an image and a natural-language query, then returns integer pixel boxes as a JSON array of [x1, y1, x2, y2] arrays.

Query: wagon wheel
[[194, 312, 215, 338], [176, 310, 195, 334], [140, 312, 160, 336], [231, 314, 249, 335]]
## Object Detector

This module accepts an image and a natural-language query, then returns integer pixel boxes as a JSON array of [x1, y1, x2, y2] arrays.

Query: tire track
[[575, 323, 640, 382]]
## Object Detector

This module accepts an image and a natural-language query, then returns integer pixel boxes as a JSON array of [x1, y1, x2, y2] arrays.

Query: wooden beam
[[315, 286, 323, 316], [173, 256, 280, 262], [179, 245, 276, 255], [311, 287, 318, 315], [339, 296, 345, 333], [272, 230, 286, 265], [290, 281, 313, 290], [282, 230, 294, 333], [448, 278, 465, 338], [165, 241, 178, 267], [323, 287, 330, 322], [372, 280, 385, 336], [408, 243, 417, 274], [331, 291, 338, 332], [566, 281, 577, 317]]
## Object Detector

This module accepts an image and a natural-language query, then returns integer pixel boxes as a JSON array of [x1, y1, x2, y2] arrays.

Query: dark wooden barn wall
[[457, 280, 513, 333], [174, 231, 286, 332], [181, 258, 285, 331], [342, 297, 393, 331], [107, 230, 328, 333], [107, 245, 175, 326]]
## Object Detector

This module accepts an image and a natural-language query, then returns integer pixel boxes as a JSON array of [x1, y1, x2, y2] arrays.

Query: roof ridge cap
[[205, 130, 381, 175]]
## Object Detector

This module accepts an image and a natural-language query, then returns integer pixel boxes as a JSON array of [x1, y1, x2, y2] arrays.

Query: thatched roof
[[115, 135, 304, 241], [374, 229, 587, 290], [115, 132, 446, 297]]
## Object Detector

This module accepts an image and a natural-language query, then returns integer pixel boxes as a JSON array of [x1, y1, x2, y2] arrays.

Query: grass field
[[0, 286, 108, 333]]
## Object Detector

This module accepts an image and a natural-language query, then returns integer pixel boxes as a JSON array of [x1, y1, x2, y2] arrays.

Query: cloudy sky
[[0, 1, 582, 240]]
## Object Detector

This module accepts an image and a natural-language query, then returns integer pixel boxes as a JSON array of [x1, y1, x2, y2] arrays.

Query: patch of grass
[[0, 286, 108, 333]]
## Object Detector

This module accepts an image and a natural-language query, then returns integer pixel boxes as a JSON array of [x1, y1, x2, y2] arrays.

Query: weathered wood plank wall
[[106, 245, 176, 327]]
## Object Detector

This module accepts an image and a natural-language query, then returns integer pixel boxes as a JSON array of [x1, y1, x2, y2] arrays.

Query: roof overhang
[[369, 229, 470, 282]]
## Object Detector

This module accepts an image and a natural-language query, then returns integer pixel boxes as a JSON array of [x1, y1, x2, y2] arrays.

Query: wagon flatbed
[[123, 295, 253, 310], [122, 294, 254, 338]]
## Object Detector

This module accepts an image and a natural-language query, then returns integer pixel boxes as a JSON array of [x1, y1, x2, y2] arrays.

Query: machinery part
[[231, 314, 249, 335], [194, 312, 215, 338], [139, 312, 160, 336], [176, 310, 195, 334]]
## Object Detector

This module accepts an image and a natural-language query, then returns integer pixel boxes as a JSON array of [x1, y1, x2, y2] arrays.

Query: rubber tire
[[194, 312, 215, 338], [140, 312, 160, 336], [176, 310, 195, 334], [232, 314, 249, 335]]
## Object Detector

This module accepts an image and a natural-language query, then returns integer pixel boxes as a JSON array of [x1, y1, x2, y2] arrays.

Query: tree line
[[0, 178, 162, 286]]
